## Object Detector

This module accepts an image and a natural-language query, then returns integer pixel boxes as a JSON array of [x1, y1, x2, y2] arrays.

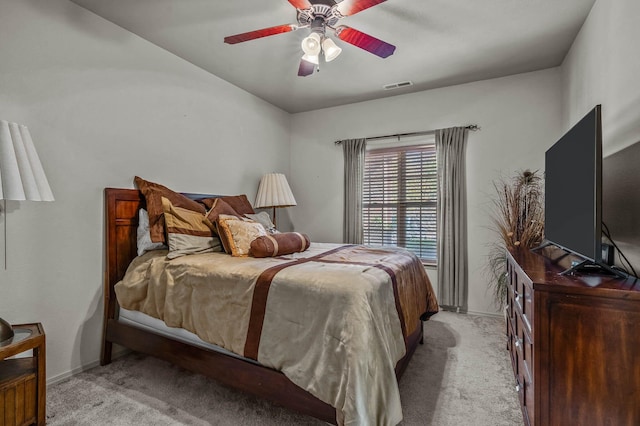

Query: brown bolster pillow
[[250, 232, 310, 258]]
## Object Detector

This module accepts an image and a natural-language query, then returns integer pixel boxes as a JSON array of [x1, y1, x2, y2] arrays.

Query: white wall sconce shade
[[0, 120, 54, 202]]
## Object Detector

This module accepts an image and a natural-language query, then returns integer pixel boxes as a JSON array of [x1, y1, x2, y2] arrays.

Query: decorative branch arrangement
[[487, 170, 545, 307]]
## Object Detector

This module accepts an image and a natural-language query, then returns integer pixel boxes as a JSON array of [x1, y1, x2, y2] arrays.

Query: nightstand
[[0, 323, 46, 426]]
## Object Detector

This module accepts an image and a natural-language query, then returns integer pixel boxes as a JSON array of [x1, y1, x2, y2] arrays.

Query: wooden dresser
[[506, 247, 640, 426]]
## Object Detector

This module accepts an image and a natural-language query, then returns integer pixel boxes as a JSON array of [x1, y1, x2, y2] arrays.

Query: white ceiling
[[70, 0, 595, 113]]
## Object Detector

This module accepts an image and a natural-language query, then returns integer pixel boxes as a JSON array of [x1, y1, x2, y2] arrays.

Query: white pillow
[[244, 211, 279, 234], [137, 209, 167, 256]]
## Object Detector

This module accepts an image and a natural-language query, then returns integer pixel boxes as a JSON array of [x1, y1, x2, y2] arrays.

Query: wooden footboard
[[102, 188, 425, 424]]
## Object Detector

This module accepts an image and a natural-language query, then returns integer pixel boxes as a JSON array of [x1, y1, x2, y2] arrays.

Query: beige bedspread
[[115, 242, 438, 426]]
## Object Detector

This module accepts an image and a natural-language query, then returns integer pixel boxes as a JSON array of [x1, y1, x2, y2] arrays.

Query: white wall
[[561, 0, 640, 272], [0, 0, 290, 382], [562, 0, 640, 157], [290, 69, 563, 315]]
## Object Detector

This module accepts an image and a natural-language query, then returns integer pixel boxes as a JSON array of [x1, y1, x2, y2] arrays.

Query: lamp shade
[[255, 173, 297, 208], [0, 120, 54, 201], [301, 32, 322, 56], [322, 37, 342, 62], [302, 53, 320, 65]]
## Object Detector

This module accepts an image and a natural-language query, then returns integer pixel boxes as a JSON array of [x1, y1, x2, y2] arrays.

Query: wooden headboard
[[105, 188, 142, 290], [104, 187, 221, 289], [104, 188, 144, 345]]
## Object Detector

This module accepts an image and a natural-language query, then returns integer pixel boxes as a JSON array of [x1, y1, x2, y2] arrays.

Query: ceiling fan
[[224, 0, 396, 77]]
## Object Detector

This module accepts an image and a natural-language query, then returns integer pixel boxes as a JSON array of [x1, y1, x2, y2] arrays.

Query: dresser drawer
[[506, 317, 517, 374], [522, 278, 534, 332], [515, 314, 533, 382], [513, 269, 534, 335], [517, 371, 534, 426], [0, 371, 37, 426], [514, 334, 534, 426]]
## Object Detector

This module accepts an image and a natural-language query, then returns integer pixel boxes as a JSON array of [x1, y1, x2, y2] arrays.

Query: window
[[362, 143, 437, 264]]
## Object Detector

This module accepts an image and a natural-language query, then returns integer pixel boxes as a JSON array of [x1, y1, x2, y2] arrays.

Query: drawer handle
[[513, 290, 521, 303], [515, 338, 522, 348], [515, 383, 521, 392]]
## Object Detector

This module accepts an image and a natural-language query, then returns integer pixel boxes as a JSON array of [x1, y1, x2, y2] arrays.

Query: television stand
[[560, 258, 627, 279], [531, 241, 628, 279], [530, 241, 553, 252], [531, 242, 572, 263]]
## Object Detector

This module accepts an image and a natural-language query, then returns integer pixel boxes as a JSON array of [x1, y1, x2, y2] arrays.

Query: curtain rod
[[334, 124, 480, 145]]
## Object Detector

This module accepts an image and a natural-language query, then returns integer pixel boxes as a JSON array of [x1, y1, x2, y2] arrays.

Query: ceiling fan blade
[[335, 26, 396, 58], [298, 58, 316, 77], [288, 0, 312, 9], [224, 24, 297, 44], [336, 0, 387, 16]]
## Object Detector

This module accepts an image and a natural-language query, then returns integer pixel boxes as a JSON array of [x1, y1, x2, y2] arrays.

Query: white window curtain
[[436, 127, 469, 311], [342, 138, 367, 244]]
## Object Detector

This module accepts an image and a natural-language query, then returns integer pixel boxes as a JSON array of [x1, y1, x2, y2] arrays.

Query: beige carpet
[[47, 311, 522, 425]]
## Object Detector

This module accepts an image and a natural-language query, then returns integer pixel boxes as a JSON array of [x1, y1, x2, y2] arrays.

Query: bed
[[101, 187, 438, 425]]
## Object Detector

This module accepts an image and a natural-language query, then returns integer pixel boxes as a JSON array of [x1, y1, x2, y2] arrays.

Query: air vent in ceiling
[[383, 81, 413, 90]]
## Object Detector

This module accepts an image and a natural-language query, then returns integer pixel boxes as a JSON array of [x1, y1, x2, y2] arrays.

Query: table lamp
[[0, 120, 54, 343], [254, 173, 296, 228]]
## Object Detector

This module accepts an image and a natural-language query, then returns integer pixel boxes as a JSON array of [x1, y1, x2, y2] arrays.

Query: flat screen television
[[543, 105, 613, 273]]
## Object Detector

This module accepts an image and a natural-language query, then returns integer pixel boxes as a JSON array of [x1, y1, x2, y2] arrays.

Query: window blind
[[362, 144, 437, 264]]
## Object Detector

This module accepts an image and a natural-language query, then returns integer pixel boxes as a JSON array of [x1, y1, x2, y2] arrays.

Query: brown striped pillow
[[161, 197, 222, 259], [201, 195, 255, 216], [135, 176, 206, 243], [206, 198, 242, 223], [250, 233, 310, 258]]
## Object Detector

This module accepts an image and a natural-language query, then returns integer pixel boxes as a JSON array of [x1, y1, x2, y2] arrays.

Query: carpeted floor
[[46, 311, 522, 425]]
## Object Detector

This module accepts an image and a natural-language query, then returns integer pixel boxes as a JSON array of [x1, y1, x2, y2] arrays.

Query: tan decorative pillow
[[201, 195, 255, 216], [162, 197, 222, 259], [250, 232, 311, 258], [135, 176, 206, 243], [205, 199, 243, 253], [217, 214, 267, 257]]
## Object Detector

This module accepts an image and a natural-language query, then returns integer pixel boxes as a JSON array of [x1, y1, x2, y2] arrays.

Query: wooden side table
[[0, 323, 46, 426]]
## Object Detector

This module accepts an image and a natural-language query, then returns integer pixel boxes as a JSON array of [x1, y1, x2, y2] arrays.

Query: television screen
[[544, 105, 602, 263]]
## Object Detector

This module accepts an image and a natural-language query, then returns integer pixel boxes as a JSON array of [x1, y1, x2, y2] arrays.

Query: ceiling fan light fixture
[[322, 37, 342, 62], [302, 53, 320, 65], [301, 32, 322, 55], [224, 1, 397, 76]]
